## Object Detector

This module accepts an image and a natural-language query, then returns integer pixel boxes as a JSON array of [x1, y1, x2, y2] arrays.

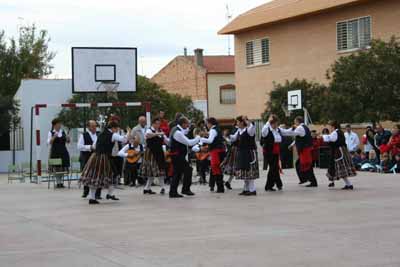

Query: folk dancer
[[279, 116, 318, 187], [231, 116, 259, 196], [261, 115, 283, 191], [140, 117, 170, 195], [47, 118, 70, 188], [80, 121, 127, 205], [169, 117, 200, 198], [77, 120, 102, 198], [322, 121, 357, 190], [200, 118, 226, 193]]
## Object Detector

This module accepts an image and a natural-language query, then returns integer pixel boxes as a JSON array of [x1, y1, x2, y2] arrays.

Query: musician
[[77, 120, 102, 198], [279, 116, 318, 187], [261, 115, 283, 191], [80, 121, 127, 205], [200, 118, 226, 193], [141, 117, 169, 195], [118, 135, 143, 187], [231, 116, 259, 196], [192, 143, 210, 185], [169, 116, 200, 198], [47, 118, 70, 188]]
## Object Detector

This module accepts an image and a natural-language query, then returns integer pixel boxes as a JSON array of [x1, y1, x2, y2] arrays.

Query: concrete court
[[0, 168, 399, 267]]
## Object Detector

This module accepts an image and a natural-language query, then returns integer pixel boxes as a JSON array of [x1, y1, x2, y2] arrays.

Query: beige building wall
[[234, 0, 400, 119], [207, 73, 236, 120], [151, 57, 207, 101]]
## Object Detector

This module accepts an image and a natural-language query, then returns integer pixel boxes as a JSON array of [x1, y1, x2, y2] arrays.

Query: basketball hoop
[[97, 81, 120, 98]]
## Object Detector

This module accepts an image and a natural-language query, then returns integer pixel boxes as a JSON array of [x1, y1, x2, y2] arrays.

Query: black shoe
[[59, 184, 65, 188], [89, 199, 99, 205], [210, 187, 215, 192], [225, 182, 232, 190], [328, 182, 335, 187], [169, 193, 184, 198], [106, 194, 120, 200], [299, 181, 307, 185], [265, 188, 276, 192], [182, 191, 195, 196], [306, 184, 318, 188], [143, 189, 156, 195], [160, 188, 165, 195], [130, 183, 136, 187], [95, 196, 103, 200], [239, 191, 249, 195], [81, 193, 88, 198], [245, 191, 257, 196], [342, 185, 354, 190], [216, 190, 225, 193], [278, 187, 283, 191]]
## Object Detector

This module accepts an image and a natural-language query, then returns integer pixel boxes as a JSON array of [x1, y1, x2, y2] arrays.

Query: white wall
[[0, 79, 74, 172], [193, 100, 208, 118]]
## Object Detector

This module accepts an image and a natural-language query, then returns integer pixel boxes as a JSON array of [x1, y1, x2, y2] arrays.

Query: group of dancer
[[49, 112, 357, 205]]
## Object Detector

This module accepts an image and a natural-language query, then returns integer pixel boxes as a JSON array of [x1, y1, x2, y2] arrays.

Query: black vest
[[208, 126, 225, 150], [330, 130, 346, 149], [170, 126, 188, 158], [238, 129, 252, 150], [96, 129, 114, 155], [79, 132, 95, 166], [295, 125, 313, 151], [261, 127, 275, 154]]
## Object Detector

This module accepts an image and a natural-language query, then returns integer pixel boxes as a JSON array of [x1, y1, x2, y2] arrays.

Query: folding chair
[[69, 156, 81, 188]]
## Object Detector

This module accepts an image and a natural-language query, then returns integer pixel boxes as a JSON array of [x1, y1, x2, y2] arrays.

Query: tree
[[58, 76, 204, 129], [327, 36, 400, 123], [261, 79, 330, 125], [0, 25, 55, 135]]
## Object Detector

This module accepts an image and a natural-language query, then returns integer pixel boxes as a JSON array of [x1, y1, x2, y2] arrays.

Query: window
[[220, 84, 236, 104], [246, 38, 270, 66], [337, 16, 371, 51]]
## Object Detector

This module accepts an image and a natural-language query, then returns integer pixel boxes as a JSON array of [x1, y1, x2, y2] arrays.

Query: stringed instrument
[[196, 145, 209, 161], [126, 148, 142, 164]]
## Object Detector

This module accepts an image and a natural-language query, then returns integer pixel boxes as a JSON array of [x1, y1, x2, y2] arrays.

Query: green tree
[[261, 79, 329, 125], [0, 25, 55, 134], [58, 76, 204, 129], [327, 37, 400, 123]]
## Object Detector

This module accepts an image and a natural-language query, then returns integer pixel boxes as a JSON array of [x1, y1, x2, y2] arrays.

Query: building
[[0, 79, 75, 172], [151, 49, 236, 123], [219, 0, 400, 119]]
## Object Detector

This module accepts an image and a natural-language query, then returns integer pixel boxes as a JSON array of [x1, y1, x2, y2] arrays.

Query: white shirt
[[47, 129, 65, 145], [261, 122, 282, 143], [344, 131, 360, 152], [363, 134, 373, 153], [279, 124, 306, 137], [145, 127, 169, 144], [111, 130, 127, 143], [118, 143, 143, 163], [323, 130, 338, 143], [230, 122, 256, 142], [173, 125, 200, 146], [200, 126, 217, 144], [77, 131, 97, 152]]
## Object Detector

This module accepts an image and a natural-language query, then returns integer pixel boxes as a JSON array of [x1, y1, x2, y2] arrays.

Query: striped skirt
[[235, 149, 260, 181], [140, 150, 166, 178], [327, 147, 357, 181], [221, 146, 238, 176], [80, 153, 113, 188]]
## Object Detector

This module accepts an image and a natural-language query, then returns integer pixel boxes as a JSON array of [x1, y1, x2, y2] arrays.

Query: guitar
[[126, 148, 142, 164], [196, 145, 209, 161]]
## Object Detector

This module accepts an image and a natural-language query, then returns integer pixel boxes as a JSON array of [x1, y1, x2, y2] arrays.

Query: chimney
[[194, 48, 204, 67], [184, 47, 188, 57]]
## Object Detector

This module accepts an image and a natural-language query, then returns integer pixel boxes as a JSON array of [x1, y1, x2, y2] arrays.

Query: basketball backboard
[[288, 90, 302, 111], [72, 47, 137, 93]]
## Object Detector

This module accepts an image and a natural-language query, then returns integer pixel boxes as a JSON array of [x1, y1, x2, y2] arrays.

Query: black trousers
[[170, 156, 193, 195], [265, 154, 283, 190], [198, 160, 209, 184], [124, 162, 139, 185], [295, 159, 318, 185], [81, 161, 101, 197]]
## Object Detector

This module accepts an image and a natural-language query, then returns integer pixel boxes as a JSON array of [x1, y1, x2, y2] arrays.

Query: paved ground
[[0, 168, 399, 267]]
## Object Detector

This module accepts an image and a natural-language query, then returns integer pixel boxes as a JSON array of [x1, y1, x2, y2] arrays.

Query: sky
[[0, 0, 270, 78]]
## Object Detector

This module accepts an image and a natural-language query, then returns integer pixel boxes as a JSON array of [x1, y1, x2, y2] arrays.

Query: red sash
[[299, 147, 313, 172]]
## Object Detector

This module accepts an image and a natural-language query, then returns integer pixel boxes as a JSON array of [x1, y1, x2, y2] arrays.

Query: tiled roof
[[219, 0, 367, 34], [185, 56, 235, 73]]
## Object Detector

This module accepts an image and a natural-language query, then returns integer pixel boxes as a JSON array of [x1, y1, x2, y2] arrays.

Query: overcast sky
[[0, 0, 270, 78]]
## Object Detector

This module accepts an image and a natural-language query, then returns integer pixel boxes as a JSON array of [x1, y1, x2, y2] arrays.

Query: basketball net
[[97, 82, 120, 99]]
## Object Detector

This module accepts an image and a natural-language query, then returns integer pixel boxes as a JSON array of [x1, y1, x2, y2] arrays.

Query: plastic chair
[[48, 158, 69, 189], [8, 164, 23, 183]]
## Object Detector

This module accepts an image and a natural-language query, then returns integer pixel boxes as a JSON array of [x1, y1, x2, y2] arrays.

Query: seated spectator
[[352, 149, 363, 169], [360, 150, 380, 172], [375, 124, 392, 160], [388, 125, 400, 159], [380, 152, 394, 173], [393, 154, 400, 173]]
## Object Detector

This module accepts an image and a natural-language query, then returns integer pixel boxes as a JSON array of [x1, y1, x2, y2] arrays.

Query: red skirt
[[298, 147, 313, 173], [210, 148, 225, 175]]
